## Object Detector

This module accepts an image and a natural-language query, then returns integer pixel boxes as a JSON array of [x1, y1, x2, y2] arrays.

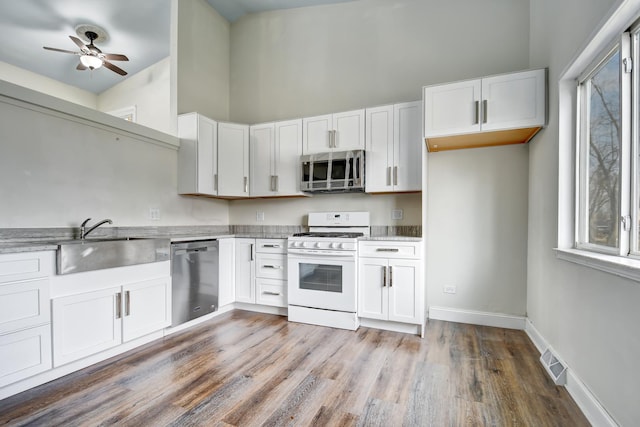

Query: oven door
[[287, 251, 356, 312]]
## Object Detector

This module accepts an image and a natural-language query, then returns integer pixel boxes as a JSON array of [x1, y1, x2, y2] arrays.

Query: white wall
[[528, 0, 640, 425], [0, 94, 228, 228], [427, 145, 529, 315], [0, 61, 97, 109], [176, 0, 230, 120], [98, 57, 173, 135], [229, 193, 421, 226], [230, 0, 531, 124]]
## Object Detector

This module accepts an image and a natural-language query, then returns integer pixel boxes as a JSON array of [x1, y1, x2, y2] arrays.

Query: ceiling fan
[[43, 28, 129, 76]]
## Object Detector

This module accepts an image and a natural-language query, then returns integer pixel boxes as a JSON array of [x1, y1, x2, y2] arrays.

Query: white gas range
[[287, 211, 370, 330]]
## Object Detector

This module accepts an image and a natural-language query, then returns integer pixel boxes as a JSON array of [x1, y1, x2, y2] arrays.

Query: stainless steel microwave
[[300, 150, 365, 193]]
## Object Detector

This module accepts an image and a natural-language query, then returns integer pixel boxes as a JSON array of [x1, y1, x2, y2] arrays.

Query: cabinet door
[[274, 119, 303, 196], [218, 122, 250, 197], [52, 287, 122, 367], [424, 79, 481, 138], [249, 123, 276, 197], [358, 257, 388, 320], [122, 277, 171, 342], [387, 259, 422, 324], [481, 69, 546, 131], [333, 109, 365, 151], [0, 324, 52, 388], [394, 101, 422, 192], [0, 278, 50, 334], [218, 238, 235, 307], [177, 113, 218, 196], [303, 114, 332, 154], [234, 239, 255, 304], [365, 105, 394, 192]]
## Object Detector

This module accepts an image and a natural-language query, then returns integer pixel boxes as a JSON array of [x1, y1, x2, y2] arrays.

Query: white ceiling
[[0, 0, 355, 95]]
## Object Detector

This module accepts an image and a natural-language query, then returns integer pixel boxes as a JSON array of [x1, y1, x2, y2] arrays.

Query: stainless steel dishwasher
[[171, 240, 219, 327]]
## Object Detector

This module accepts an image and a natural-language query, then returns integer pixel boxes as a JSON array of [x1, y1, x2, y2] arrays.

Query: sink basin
[[55, 238, 170, 275]]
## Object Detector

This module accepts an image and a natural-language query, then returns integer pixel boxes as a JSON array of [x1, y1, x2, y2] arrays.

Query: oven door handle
[[288, 249, 356, 258]]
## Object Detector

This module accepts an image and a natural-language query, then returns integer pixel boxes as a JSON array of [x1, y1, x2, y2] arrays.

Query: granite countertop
[[0, 225, 421, 254], [361, 236, 422, 242]]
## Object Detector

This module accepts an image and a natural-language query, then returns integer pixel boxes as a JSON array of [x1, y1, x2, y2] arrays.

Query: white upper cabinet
[[303, 109, 365, 154], [424, 80, 481, 138], [423, 69, 546, 152], [217, 122, 250, 197], [365, 101, 422, 193], [177, 113, 218, 196], [250, 119, 303, 197]]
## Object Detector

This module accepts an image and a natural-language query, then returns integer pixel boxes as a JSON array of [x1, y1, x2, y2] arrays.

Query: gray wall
[[529, 0, 640, 425], [229, 0, 531, 124]]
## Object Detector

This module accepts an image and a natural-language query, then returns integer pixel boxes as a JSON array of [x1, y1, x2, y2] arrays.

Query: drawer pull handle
[[263, 265, 282, 269], [376, 248, 400, 252], [262, 244, 280, 248], [115, 292, 122, 319], [125, 291, 131, 316], [263, 291, 281, 296]]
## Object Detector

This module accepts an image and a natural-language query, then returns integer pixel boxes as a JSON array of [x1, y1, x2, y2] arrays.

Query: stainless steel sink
[[55, 238, 171, 275]]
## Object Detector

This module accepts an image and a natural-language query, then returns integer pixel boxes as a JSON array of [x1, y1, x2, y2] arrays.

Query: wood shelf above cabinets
[[426, 126, 542, 152]]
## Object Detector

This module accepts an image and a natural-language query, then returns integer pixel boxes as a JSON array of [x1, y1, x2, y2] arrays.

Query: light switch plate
[[391, 209, 403, 220], [256, 211, 265, 221]]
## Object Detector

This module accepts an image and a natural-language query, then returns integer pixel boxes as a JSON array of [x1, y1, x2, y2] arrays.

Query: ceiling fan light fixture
[[80, 54, 102, 70]]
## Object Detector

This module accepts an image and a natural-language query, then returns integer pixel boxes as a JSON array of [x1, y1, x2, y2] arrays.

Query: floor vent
[[540, 348, 567, 385]]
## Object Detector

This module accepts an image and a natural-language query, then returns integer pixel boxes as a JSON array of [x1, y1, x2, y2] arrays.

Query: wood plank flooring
[[0, 310, 589, 426]]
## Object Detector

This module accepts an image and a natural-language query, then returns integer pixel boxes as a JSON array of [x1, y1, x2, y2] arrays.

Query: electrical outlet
[[256, 211, 265, 221], [392, 209, 403, 220], [443, 285, 456, 294], [149, 208, 160, 221]]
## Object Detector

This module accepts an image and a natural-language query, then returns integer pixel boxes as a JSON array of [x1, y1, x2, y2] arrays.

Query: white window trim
[[557, 0, 640, 281]]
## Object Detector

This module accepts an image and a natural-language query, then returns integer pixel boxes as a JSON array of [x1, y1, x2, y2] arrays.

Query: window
[[576, 31, 633, 257], [557, 0, 640, 281]]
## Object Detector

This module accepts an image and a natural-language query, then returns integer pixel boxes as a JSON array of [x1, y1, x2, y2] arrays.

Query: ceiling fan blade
[[69, 35, 89, 53], [102, 53, 129, 62], [76, 62, 87, 71], [103, 60, 127, 76], [43, 46, 79, 55]]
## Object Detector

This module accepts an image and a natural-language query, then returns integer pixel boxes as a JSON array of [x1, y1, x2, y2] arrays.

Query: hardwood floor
[[0, 310, 589, 426]]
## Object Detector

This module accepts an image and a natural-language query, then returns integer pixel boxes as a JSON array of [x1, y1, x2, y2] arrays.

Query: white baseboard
[[428, 306, 526, 330], [525, 319, 618, 427]]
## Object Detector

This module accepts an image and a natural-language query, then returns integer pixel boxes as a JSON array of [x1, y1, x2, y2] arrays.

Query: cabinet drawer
[[256, 279, 287, 308], [358, 241, 421, 259], [0, 324, 52, 388], [255, 239, 287, 254], [256, 254, 287, 279], [0, 278, 50, 334], [0, 251, 53, 284]]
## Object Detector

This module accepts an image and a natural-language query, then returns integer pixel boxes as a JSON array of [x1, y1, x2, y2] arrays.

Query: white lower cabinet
[[234, 238, 256, 304], [52, 286, 122, 366], [122, 278, 171, 342], [358, 241, 423, 325], [218, 238, 235, 307], [0, 251, 54, 388], [234, 238, 287, 308], [51, 267, 171, 367]]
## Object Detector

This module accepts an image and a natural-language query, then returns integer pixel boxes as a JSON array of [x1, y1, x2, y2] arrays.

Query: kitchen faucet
[[80, 218, 113, 239]]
